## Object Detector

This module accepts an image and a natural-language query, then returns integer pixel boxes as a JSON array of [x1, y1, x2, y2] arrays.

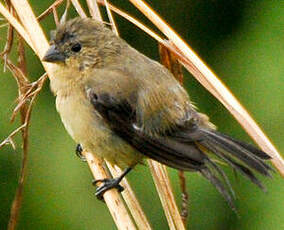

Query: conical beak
[[42, 45, 65, 63]]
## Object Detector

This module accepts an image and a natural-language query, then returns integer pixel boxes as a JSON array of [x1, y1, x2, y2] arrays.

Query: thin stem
[[86, 0, 102, 19], [70, 0, 87, 18], [0, 124, 26, 149], [7, 27, 35, 230], [37, 0, 64, 21], [159, 43, 188, 226], [84, 152, 136, 229], [148, 161, 185, 230], [104, 0, 118, 36], [107, 163, 152, 230], [178, 171, 189, 225]]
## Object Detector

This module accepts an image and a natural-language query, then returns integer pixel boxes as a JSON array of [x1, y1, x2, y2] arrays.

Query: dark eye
[[71, 43, 82, 52]]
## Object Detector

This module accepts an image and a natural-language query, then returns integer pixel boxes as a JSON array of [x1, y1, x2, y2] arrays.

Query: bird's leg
[[75, 144, 86, 161], [93, 167, 132, 201]]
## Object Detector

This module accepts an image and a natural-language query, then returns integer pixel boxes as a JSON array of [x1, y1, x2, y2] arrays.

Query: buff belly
[[55, 90, 143, 169]]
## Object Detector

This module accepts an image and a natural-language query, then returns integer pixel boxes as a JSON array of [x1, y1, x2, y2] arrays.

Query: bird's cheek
[[65, 57, 80, 70]]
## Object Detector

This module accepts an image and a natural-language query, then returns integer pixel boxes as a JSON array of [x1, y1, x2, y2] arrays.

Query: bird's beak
[[42, 44, 66, 63]]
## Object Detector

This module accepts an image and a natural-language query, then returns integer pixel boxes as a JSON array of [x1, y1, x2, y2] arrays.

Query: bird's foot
[[92, 177, 124, 201], [75, 144, 86, 161], [92, 167, 132, 201]]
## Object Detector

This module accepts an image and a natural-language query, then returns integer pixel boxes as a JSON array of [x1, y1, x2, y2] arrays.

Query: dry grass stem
[[3, 44, 47, 230], [11, 73, 48, 122], [4, 59, 29, 90], [86, 0, 102, 19], [1, 21, 47, 228], [60, 0, 70, 25], [84, 152, 136, 229], [17, 35, 27, 75], [0, 22, 14, 72], [159, 43, 188, 225], [37, 0, 64, 21], [70, 0, 87, 18], [148, 161, 185, 230], [178, 171, 189, 224], [107, 164, 152, 230], [104, 0, 118, 36], [7, 77, 38, 230], [0, 124, 26, 149], [52, 6, 59, 26], [128, 0, 284, 177], [0, 3, 34, 50], [96, 0, 164, 43]]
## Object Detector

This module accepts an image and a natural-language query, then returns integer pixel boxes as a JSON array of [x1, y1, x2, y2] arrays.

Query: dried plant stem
[[128, 0, 284, 177], [70, 0, 87, 18], [0, 3, 33, 50], [6, 58, 45, 230], [104, 0, 118, 35], [11, 73, 47, 122], [107, 164, 152, 230], [178, 171, 189, 224], [37, 0, 64, 21], [52, 6, 59, 26], [1, 5, 30, 229], [96, 0, 163, 43], [85, 152, 136, 229], [86, 0, 102, 19], [7, 119, 27, 230], [0, 124, 26, 149], [148, 161, 185, 230], [0, 22, 14, 72], [159, 43, 188, 226]]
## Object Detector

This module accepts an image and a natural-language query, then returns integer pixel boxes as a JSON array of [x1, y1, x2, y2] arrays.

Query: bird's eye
[[71, 43, 82, 52]]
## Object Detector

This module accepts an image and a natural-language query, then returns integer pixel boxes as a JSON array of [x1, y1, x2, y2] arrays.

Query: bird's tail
[[194, 128, 273, 210]]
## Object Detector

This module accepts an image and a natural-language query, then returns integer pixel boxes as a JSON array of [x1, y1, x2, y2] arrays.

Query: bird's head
[[43, 17, 123, 71]]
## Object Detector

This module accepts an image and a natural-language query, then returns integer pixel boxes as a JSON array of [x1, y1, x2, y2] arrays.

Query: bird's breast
[[55, 88, 110, 147], [55, 88, 142, 168]]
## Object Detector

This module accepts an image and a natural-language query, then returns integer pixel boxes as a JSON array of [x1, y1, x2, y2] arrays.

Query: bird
[[42, 17, 273, 210]]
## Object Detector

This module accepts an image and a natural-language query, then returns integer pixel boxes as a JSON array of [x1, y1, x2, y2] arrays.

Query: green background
[[0, 0, 283, 229]]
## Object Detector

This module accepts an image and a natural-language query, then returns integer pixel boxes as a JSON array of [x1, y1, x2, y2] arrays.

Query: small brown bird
[[43, 17, 272, 209]]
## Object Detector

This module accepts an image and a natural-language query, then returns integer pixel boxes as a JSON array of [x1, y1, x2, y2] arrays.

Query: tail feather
[[205, 158, 236, 199], [201, 140, 266, 191], [200, 167, 236, 212], [200, 129, 272, 176], [213, 131, 271, 160]]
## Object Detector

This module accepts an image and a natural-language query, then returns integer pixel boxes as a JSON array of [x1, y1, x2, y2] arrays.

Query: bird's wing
[[87, 91, 206, 170]]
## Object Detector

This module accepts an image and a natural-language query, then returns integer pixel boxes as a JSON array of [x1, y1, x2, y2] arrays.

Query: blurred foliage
[[0, 0, 283, 229]]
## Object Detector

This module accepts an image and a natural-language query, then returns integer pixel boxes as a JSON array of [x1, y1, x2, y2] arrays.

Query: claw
[[75, 144, 86, 161], [92, 167, 132, 201], [93, 178, 125, 201]]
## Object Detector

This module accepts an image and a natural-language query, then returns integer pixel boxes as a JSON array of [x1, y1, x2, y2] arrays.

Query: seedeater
[[43, 17, 272, 209]]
